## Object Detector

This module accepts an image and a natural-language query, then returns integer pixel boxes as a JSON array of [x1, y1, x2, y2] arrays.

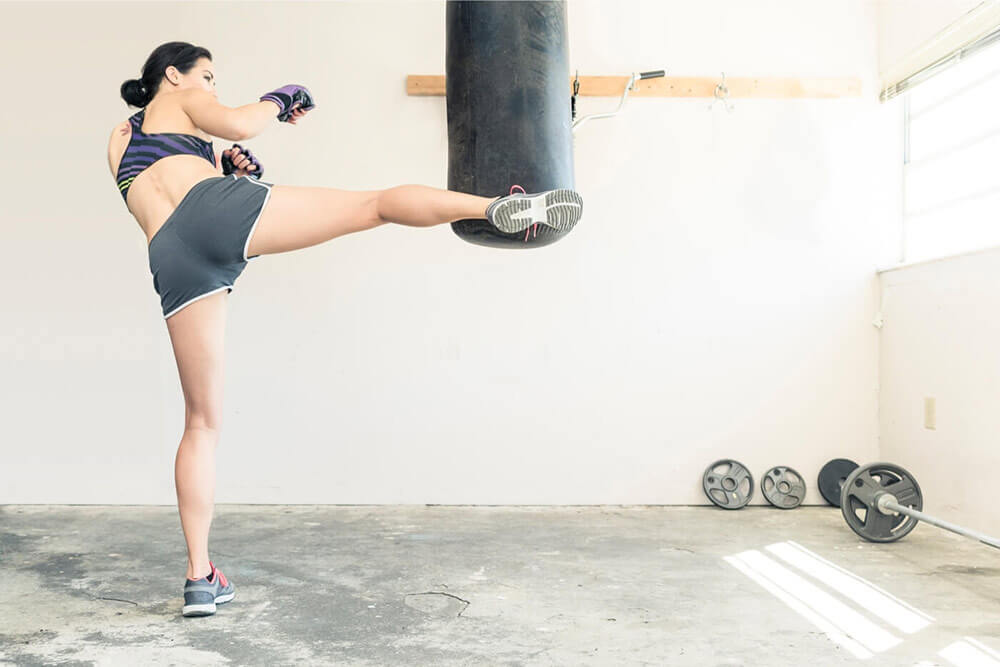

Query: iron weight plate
[[840, 462, 923, 543], [818, 458, 859, 507], [761, 466, 806, 509], [703, 459, 754, 509]]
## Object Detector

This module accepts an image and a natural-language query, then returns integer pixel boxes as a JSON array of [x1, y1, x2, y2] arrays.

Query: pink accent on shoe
[[208, 561, 229, 587], [508, 185, 538, 242]]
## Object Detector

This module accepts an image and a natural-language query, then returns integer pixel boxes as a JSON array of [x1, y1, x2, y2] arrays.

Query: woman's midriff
[[126, 155, 222, 246]]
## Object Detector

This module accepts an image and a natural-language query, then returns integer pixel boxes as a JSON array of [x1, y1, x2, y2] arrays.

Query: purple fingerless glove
[[260, 84, 315, 122], [221, 144, 264, 180]]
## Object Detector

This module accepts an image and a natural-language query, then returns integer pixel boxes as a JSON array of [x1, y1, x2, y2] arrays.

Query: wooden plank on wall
[[406, 75, 862, 98]]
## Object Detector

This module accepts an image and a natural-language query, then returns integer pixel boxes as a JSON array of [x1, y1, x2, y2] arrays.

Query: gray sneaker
[[484, 185, 584, 240], [182, 561, 235, 617]]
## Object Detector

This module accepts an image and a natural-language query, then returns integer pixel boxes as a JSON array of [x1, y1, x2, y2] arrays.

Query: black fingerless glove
[[260, 84, 315, 122], [221, 144, 264, 180]]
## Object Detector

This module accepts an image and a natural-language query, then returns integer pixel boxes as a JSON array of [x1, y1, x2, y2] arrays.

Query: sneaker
[[484, 185, 584, 241], [182, 561, 235, 617]]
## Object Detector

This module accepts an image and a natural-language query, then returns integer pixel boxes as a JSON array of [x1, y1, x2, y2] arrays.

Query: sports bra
[[115, 108, 216, 203]]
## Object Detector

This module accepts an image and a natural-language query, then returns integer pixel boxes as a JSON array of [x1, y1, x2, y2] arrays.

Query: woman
[[108, 41, 583, 618]]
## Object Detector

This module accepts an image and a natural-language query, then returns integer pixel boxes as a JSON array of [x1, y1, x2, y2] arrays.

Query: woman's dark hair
[[120, 41, 212, 108]]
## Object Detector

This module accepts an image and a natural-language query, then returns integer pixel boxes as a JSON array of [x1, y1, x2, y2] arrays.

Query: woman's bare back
[[107, 93, 221, 244]]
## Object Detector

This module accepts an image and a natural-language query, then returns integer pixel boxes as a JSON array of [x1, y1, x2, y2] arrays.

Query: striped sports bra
[[116, 108, 216, 203]]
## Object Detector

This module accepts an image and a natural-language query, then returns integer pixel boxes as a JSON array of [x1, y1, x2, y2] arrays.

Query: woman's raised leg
[[165, 291, 228, 581], [246, 184, 496, 256]]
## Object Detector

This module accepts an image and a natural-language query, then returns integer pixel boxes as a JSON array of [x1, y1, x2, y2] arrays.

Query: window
[[902, 37, 1000, 263]]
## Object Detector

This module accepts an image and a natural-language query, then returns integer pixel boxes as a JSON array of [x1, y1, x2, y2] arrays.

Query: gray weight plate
[[840, 462, 923, 543], [818, 458, 858, 507], [761, 466, 806, 509], [703, 459, 754, 509]]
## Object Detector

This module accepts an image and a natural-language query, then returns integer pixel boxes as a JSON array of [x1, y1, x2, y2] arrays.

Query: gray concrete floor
[[1, 505, 998, 666]]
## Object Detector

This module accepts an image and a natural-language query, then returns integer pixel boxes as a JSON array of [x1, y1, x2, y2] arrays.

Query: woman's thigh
[[165, 291, 228, 431], [247, 184, 386, 257]]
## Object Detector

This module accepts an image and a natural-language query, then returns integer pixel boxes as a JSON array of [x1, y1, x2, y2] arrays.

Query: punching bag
[[446, 0, 574, 249]]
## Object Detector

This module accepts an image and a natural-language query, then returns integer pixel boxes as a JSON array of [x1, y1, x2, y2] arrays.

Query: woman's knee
[[373, 188, 395, 224], [184, 407, 223, 434]]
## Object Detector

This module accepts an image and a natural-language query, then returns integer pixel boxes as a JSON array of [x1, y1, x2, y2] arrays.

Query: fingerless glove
[[260, 84, 315, 122], [221, 144, 264, 179]]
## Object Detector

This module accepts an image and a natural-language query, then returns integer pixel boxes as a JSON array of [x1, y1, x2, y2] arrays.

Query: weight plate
[[761, 466, 806, 509], [818, 458, 859, 507], [840, 462, 923, 543], [703, 459, 754, 509]]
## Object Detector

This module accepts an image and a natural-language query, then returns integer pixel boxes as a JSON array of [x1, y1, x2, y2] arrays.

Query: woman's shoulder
[[111, 108, 141, 136], [107, 114, 138, 178], [109, 117, 132, 144]]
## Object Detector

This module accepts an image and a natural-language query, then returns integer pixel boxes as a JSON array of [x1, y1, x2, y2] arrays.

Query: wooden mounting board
[[406, 75, 862, 98]]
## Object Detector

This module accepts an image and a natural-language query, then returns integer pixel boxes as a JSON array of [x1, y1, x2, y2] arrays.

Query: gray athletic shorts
[[147, 174, 273, 319]]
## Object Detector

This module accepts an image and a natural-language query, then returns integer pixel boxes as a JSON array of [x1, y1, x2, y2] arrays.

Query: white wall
[[0, 0, 899, 504], [879, 249, 1000, 536], [875, 0, 1000, 537]]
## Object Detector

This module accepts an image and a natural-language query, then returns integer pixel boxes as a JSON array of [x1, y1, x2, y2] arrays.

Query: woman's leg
[[246, 184, 496, 256], [376, 185, 496, 228], [165, 291, 228, 580]]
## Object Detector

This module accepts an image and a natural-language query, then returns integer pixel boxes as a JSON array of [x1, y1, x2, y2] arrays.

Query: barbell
[[840, 461, 1000, 550]]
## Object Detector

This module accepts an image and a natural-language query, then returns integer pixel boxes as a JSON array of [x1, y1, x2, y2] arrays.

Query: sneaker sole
[[182, 591, 235, 617], [183, 602, 217, 617], [490, 189, 583, 234]]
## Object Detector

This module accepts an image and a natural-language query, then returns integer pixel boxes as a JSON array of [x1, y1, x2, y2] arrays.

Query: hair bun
[[121, 78, 149, 107]]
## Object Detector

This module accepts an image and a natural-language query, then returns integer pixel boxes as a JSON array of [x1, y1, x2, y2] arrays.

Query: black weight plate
[[703, 459, 754, 510], [761, 466, 806, 509], [840, 462, 923, 543], [818, 458, 858, 507]]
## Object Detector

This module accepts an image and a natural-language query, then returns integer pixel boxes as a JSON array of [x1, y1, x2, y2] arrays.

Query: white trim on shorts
[[163, 285, 233, 320], [241, 176, 273, 262]]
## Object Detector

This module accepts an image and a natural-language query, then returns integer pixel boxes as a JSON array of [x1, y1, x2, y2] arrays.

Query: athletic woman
[[107, 41, 583, 617]]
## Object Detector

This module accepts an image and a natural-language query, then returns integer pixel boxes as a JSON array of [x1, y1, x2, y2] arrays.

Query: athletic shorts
[[147, 174, 273, 319]]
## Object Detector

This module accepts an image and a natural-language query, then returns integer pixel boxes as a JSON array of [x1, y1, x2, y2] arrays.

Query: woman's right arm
[[180, 89, 276, 141]]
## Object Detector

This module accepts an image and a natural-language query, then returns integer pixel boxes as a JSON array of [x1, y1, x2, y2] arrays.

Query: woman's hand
[[221, 145, 263, 178], [259, 84, 315, 121], [285, 104, 310, 125]]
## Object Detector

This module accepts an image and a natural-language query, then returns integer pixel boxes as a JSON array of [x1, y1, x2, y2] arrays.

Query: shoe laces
[[507, 185, 537, 242], [209, 561, 228, 587]]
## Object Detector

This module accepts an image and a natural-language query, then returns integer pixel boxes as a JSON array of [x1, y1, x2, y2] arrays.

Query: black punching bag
[[446, 1, 574, 249]]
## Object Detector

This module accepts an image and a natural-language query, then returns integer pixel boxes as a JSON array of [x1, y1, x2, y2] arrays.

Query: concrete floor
[[1, 505, 998, 666]]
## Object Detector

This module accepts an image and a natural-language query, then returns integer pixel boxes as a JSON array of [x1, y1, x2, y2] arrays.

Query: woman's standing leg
[[165, 291, 229, 580]]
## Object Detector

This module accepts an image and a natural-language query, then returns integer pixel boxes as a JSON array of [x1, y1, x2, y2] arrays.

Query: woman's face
[[164, 57, 216, 97]]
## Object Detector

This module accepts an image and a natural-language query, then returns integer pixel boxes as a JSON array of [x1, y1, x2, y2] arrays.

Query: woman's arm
[[180, 89, 277, 141]]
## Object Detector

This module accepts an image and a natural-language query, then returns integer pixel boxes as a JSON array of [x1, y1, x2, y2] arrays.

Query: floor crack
[[405, 591, 471, 617], [90, 594, 138, 606]]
